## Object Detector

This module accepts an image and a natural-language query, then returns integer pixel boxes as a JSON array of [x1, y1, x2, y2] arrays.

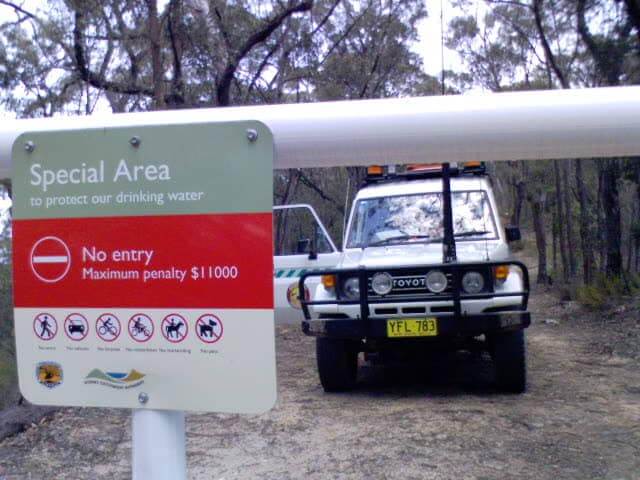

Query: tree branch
[[216, 0, 313, 106], [532, 0, 569, 88]]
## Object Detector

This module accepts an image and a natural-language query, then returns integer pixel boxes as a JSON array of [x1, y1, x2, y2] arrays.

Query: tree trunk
[[145, 0, 165, 110], [575, 159, 593, 284], [601, 159, 623, 276], [553, 161, 568, 282], [529, 192, 550, 284], [552, 210, 558, 273], [562, 160, 577, 278]]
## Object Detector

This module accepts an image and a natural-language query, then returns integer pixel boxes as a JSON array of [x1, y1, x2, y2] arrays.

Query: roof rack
[[364, 162, 487, 185]]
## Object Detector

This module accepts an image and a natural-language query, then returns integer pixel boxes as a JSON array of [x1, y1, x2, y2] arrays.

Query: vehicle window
[[273, 207, 334, 255], [346, 190, 497, 248]]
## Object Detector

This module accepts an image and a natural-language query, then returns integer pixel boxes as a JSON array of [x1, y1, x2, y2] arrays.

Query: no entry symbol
[[33, 313, 57, 341], [128, 314, 154, 343], [30, 237, 71, 283], [161, 314, 188, 343], [196, 314, 223, 344], [96, 313, 121, 342], [64, 313, 89, 341]]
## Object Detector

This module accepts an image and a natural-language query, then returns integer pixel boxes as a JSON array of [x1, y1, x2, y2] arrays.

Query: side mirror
[[505, 226, 521, 242], [296, 238, 311, 254]]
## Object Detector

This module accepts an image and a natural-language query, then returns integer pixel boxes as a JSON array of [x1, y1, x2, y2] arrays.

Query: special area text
[[30, 159, 171, 193]]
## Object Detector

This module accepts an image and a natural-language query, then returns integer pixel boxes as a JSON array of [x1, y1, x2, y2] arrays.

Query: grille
[[367, 270, 453, 298]]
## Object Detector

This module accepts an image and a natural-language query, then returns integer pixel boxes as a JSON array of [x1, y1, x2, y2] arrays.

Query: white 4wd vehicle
[[299, 163, 531, 393]]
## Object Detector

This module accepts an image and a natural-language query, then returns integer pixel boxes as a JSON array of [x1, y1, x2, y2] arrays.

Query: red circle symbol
[[96, 313, 121, 342], [64, 313, 89, 341], [196, 314, 223, 344], [161, 314, 188, 343], [128, 314, 154, 342], [30, 237, 71, 283], [33, 313, 57, 341]]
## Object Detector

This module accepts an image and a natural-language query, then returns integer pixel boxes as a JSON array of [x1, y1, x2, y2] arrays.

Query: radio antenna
[[440, 0, 446, 95]]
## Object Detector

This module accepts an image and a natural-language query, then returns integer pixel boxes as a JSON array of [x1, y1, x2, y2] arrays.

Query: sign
[[12, 122, 276, 413]]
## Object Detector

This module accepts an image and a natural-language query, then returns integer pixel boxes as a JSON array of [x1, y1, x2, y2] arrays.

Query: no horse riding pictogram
[[161, 314, 188, 343], [196, 314, 223, 344], [30, 236, 71, 283]]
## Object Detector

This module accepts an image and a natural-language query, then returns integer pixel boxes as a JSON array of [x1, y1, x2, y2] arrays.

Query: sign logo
[[30, 236, 71, 283], [128, 314, 154, 342], [36, 362, 63, 389], [96, 313, 121, 342], [161, 314, 188, 343], [33, 313, 57, 341], [196, 314, 223, 344], [64, 313, 89, 341], [287, 282, 310, 310], [84, 369, 145, 389]]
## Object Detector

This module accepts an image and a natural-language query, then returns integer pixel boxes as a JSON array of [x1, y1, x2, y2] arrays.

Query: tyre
[[316, 337, 358, 392], [491, 329, 526, 393]]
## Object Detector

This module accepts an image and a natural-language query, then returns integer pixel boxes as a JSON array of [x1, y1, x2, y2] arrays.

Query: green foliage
[[575, 272, 640, 309], [0, 244, 16, 410]]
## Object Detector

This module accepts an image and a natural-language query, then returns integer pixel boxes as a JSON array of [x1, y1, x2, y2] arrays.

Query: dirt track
[[1, 290, 639, 480]]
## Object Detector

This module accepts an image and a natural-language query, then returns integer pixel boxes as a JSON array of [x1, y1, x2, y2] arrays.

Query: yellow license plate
[[387, 318, 438, 338]]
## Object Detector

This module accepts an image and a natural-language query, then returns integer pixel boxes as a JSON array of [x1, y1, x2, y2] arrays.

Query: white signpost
[[11, 122, 277, 479]]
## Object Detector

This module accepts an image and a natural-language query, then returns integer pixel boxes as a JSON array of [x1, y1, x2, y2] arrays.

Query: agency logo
[[36, 362, 63, 389], [286, 282, 310, 310], [84, 369, 145, 389]]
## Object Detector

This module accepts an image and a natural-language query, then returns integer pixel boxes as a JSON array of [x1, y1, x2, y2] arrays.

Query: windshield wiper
[[454, 230, 491, 237], [366, 234, 433, 247]]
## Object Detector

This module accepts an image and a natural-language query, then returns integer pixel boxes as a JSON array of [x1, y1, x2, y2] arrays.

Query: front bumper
[[299, 260, 531, 340], [302, 312, 531, 339]]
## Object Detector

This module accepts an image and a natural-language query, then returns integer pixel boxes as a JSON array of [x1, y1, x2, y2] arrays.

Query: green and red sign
[[12, 122, 277, 413]]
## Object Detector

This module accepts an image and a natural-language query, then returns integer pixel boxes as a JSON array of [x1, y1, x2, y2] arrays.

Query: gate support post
[[132, 409, 187, 480]]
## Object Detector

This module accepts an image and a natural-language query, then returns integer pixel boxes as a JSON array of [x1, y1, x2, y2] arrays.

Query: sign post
[[11, 122, 277, 477]]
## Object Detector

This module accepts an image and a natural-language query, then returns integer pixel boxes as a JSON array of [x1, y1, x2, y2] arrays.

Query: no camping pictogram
[[30, 236, 71, 283], [96, 313, 121, 342], [128, 314, 154, 342], [33, 313, 58, 341], [196, 314, 223, 344], [64, 313, 89, 341], [161, 314, 188, 343]]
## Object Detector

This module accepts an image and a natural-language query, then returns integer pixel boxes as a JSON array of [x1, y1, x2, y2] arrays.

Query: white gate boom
[[0, 86, 639, 178]]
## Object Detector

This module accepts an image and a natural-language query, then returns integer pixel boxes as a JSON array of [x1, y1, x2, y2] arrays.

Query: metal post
[[132, 410, 187, 480]]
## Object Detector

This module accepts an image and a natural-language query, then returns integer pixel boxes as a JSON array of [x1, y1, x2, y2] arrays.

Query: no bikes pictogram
[[96, 313, 121, 342], [30, 236, 71, 283], [128, 314, 154, 342], [161, 314, 188, 343], [196, 314, 223, 344], [64, 313, 89, 341], [33, 313, 57, 341]]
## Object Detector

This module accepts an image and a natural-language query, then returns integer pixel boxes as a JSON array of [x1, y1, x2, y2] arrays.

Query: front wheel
[[490, 329, 527, 393], [316, 338, 358, 392]]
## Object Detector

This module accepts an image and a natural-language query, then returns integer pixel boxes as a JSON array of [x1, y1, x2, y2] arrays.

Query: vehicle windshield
[[346, 190, 497, 248]]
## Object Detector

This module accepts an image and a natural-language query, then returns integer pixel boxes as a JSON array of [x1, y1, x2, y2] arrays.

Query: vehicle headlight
[[425, 270, 447, 293], [341, 277, 360, 300], [462, 271, 485, 294], [371, 272, 393, 296]]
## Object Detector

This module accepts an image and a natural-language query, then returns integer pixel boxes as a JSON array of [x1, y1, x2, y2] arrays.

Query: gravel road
[[1, 290, 639, 480]]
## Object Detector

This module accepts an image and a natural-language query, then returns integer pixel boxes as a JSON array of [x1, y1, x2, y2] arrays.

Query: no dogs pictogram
[[161, 314, 188, 343], [196, 314, 223, 344], [30, 237, 71, 283], [33, 313, 58, 341]]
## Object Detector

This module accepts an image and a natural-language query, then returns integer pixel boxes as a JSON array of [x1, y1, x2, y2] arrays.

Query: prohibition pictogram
[[128, 314, 154, 342], [161, 314, 188, 343], [64, 313, 89, 341], [30, 236, 71, 283], [33, 313, 58, 341], [96, 313, 121, 342], [196, 314, 223, 344]]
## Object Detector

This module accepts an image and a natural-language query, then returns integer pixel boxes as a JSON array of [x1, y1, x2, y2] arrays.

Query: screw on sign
[[161, 314, 188, 343], [30, 236, 71, 283], [64, 313, 89, 341], [33, 313, 57, 341], [196, 314, 223, 344], [96, 313, 121, 342], [128, 314, 154, 342]]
